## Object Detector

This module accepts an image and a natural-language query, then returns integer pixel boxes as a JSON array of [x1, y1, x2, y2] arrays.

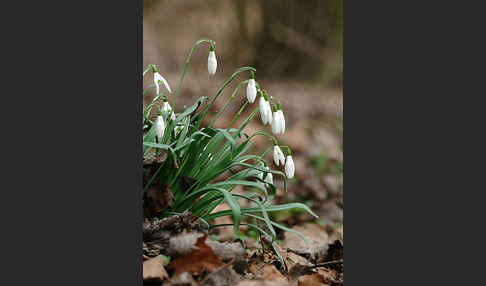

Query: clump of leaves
[[143, 38, 317, 261]]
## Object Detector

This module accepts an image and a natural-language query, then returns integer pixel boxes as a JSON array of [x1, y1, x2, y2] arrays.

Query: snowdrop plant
[[142, 38, 315, 263]]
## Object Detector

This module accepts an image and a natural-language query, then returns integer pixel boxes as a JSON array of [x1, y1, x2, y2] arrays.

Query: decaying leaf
[[144, 182, 174, 218], [236, 279, 289, 286], [143, 255, 169, 281], [168, 234, 225, 276], [296, 273, 329, 286], [167, 272, 198, 286], [283, 224, 330, 263], [200, 266, 241, 286]]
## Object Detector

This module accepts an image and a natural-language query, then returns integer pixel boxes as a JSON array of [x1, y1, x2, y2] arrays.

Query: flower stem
[[195, 66, 256, 129], [174, 38, 215, 109], [229, 101, 248, 128], [208, 80, 248, 128]]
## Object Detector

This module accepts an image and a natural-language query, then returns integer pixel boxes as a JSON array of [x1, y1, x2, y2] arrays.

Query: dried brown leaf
[[143, 255, 169, 281], [168, 234, 225, 276]]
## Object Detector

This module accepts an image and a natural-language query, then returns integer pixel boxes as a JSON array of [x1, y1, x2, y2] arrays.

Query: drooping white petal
[[273, 146, 285, 166], [162, 102, 171, 114], [208, 51, 217, 75], [259, 97, 268, 125], [154, 72, 172, 93], [265, 167, 273, 184], [265, 101, 273, 125], [271, 112, 280, 134], [162, 102, 176, 121], [285, 155, 295, 179], [278, 110, 285, 134], [246, 79, 257, 103], [154, 115, 165, 141]]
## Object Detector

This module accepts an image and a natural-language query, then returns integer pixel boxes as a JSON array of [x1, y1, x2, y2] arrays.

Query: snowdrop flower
[[277, 109, 285, 133], [273, 145, 285, 166], [161, 96, 176, 121], [152, 66, 172, 95], [154, 114, 165, 142], [285, 155, 295, 179], [264, 166, 273, 184], [259, 91, 273, 125], [271, 107, 281, 134], [207, 45, 217, 75], [246, 71, 257, 103], [271, 102, 285, 134]]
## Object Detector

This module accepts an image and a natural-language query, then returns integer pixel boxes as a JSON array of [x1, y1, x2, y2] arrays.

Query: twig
[[313, 259, 343, 268]]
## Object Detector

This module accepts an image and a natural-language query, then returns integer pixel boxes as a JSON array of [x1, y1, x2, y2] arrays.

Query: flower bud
[[259, 96, 269, 125], [154, 115, 165, 142], [246, 79, 257, 103], [273, 145, 285, 166], [277, 109, 285, 134], [208, 48, 217, 75], [285, 155, 295, 179], [162, 101, 176, 121]]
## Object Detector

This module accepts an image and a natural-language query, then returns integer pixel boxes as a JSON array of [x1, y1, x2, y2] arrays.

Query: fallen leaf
[[168, 234, 225, 276], [297, 273, 329, 286], [261, 264, 286, 281], [143, 255, 169, 281], [283, 224, 330, 263], [144, 182, 174, 218], [236, 279, 289, 286], [169, 272, 198, 286], [201, 266, 241, 286]]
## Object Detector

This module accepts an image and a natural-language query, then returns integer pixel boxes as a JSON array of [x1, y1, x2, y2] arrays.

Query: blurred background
[[143, 0, 343, 227]]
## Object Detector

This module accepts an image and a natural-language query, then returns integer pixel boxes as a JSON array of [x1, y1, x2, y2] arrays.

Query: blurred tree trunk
[[243, 0, 341, 85]]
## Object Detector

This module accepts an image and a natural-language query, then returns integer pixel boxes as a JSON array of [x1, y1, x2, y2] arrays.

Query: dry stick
[[313, 259, 343, 268]]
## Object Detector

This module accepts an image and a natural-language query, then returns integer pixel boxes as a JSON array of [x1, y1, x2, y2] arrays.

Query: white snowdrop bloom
[[271, 111, 281, 134], [259, 95, 273, 125], [162, 101, 176, 121], [265, 166, 273, 184], [285, 155, 295, 179], [273, 145, 285, 166], [208, 49, 217, 75], [246, 79, 257, 103], [153, 72, 172, 95], [154, 115, 165, 142], [271, 103, 285, 134], [277, 109, 285, 134], [264, 100, 273, 125], [259, 97, 270, 125]]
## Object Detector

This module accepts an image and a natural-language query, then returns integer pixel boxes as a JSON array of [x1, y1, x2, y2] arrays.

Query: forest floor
[[142, 76, 343, 286]]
